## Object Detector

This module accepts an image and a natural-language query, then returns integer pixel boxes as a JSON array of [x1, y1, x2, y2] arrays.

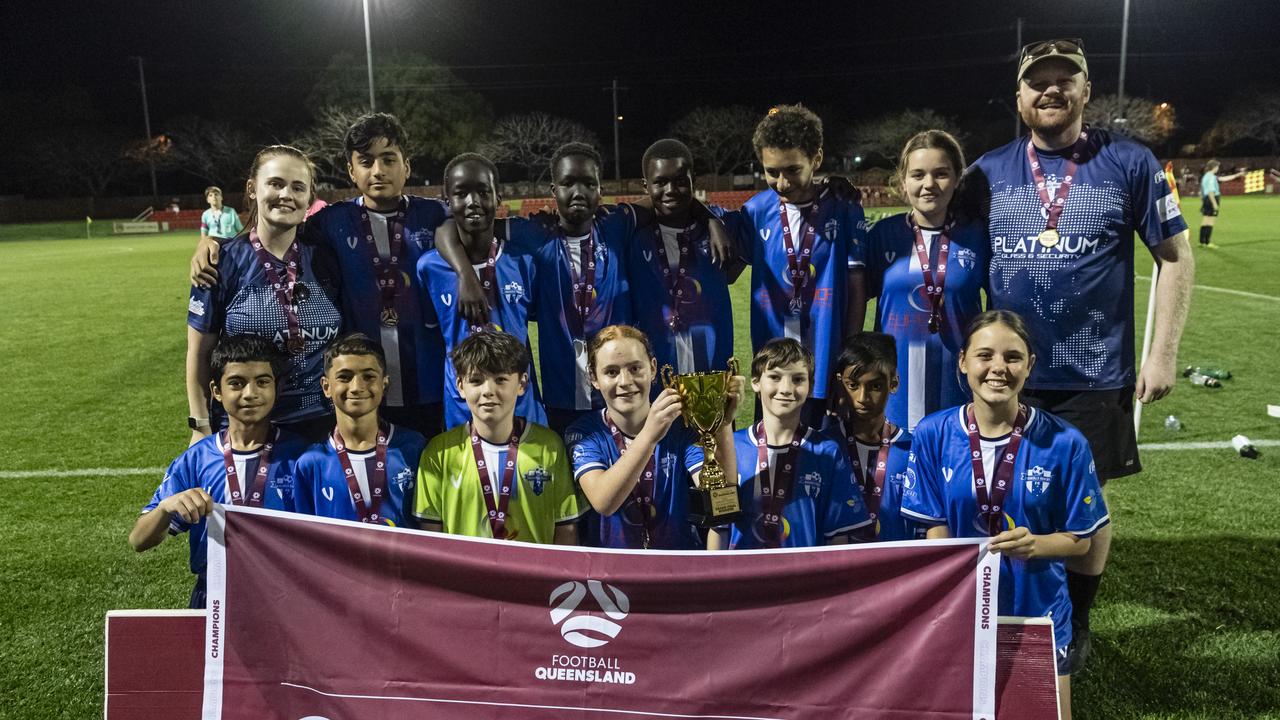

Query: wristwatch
[[188, 416, 211, 431]]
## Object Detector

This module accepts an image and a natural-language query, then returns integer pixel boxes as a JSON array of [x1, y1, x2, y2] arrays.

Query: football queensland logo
[[549, 580, 630, 649]]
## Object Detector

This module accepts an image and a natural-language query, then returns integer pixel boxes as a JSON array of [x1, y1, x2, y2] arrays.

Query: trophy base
[[688, 485, 742, 529]]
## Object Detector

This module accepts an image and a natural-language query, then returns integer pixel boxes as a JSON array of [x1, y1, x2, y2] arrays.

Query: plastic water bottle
[[1163, 415, 1182, 431], [1231, 435, 1260, 459], [1187, 372, 1222, 388], [1183, 365, 1232, 380]]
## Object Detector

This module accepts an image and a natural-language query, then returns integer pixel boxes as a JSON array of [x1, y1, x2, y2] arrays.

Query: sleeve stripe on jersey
[[688, 460, 704, 473], [899, 507, 946, 524], [556, 506, 590, 524], [572, 462, 607, 481], [412, 508, 443, 521], [825, 517, 875, 537], [1067, 514, 1111, 539]]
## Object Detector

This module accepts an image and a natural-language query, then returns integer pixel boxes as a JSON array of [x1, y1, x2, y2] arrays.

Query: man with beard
[[961, 39, 1194, 672]]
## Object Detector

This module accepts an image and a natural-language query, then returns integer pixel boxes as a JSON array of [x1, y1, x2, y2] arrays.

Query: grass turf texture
[[1, 197, 1278, 719]]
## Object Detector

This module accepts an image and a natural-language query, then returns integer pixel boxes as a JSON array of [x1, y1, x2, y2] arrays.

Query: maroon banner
[[203, 506, 999, 719]]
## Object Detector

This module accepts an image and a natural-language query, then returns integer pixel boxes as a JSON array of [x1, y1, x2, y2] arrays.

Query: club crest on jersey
[[525, 466, 550, 496], [1024, 465, 1052, 495], [799, 471, 822, 498], [823, 218, 839, 239], [903, 467, 916, 490], [954, 247, 977, 270], [503, 280, 526, 304], [661, 453, 678, 478], [394, 467, 414, 492]]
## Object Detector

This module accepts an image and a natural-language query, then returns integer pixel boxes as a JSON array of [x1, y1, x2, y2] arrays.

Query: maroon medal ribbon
[[844, 420, 895, 525], [332, 422, 391, 524], [652, 226, 698, 332], [1025, 130, 1089, 241], [470, 418, 525, 540], [910, 216, 953, 334], [754, 422, 805, 549], [247, 230, 305, 354], [778, 198, 821, 318], [220, 430, 275, 507], [604, 412, 656, 549], [560, 228, 597, 338], [357, 199, 407, 327], [471, 235, 503, 334], [964, 404, 1028, 536]]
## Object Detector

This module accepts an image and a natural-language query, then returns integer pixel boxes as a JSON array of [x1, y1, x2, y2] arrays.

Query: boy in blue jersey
[[823, 333, 919, 542], [626, 139, 742, 375], [736, 105, 868, 426], [191, 113, 449, 438], [417, 153, 546, 429], [131, 335, 305, 608], [294, 333, 426, 527], [710, 339, 871, 550], [437, 143, 632, 433]]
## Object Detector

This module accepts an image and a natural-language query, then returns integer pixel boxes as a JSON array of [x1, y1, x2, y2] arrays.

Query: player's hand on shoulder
[[821, 175, 862, 203], [190, 236, 222, 288], [157, 488, 216, 524], [706, 217, 732, 267], [723, 374, 746, 422], [456, 271, 491, 327]]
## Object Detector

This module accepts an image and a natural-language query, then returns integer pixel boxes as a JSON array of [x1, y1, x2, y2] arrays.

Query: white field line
[[4, 441, 1278, 480], [1135, 275, 1280, 303]]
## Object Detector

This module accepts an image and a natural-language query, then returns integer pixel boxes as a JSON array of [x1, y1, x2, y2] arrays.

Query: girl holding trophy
[[565, 325, 743, 549]]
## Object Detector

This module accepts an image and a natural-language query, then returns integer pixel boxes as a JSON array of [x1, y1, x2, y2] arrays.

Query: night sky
[[4, 0, 1276, 188]]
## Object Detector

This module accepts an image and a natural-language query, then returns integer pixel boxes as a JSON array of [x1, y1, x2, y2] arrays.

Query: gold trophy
[[661, 359, 742, 528]]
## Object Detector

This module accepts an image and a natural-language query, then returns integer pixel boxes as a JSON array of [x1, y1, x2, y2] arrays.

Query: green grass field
[[1, 197, 1278, 719]]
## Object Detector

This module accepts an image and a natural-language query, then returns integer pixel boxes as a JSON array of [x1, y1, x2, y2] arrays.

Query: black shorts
[[1022, 386, 1139, 483], [1200, 195, 1220, 217]]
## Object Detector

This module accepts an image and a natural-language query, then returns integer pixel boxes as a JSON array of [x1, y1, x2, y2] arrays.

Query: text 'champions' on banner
[[202, 506, 999, 720]]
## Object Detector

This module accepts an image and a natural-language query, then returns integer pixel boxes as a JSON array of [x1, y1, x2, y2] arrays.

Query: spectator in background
[[200, 186, 243, 245]]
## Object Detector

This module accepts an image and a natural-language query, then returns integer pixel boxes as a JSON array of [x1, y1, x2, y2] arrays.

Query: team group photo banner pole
[[202, 506, 1000, 720]]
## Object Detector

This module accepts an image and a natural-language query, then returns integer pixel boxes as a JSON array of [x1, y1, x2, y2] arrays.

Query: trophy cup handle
[[727, 357, 740, 376], [660, 364, 677, 390]]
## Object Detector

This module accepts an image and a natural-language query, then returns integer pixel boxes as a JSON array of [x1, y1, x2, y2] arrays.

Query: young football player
[[710, 339, 871, 550], [901, 310, 1110, 719], [415, 331, 584, 544], [199, 186, 243, 244], [293, 333, 426, 527], [823, 333, 918, 542], [186, 145, 342, 443], [416, 152, 546, 429], [131, 335, 306, 608], [191, 113, 449, 437], [565, 324, 742, 549], [735, 105, 868, 425], [866, 130, 988, 430]]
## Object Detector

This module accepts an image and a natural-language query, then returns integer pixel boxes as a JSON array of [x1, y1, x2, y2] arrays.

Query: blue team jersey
[[292, 423, 426, 527], [820, 415, 920, 542], [900, 405, 1110, 647], [304, 196, 449, 407], [626, 207, 738, 375], [737, 189, 867, 400], [508, 212, 632, 412], [728, 425, 872, 549], [143, 431, 304, 579], [416, 241, 547, 428], [867, 213, 988, 429], [564, 409, 706, 549], [967, 129, 1189, 390], [187, 236, 343, 424]]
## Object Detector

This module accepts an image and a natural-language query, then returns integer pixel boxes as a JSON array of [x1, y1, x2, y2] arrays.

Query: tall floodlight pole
[[611, 78, 621, 181], [1014, 17, 1023, 139], [133, 56, 159, 199], [363, 0, 376, 111], [1118, 0, 1131, 110]]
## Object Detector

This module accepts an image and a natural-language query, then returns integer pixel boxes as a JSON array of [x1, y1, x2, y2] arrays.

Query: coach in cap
[[960, 38, 1194, 671]]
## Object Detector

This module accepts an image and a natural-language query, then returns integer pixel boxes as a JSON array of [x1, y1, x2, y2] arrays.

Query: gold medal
[[1038, 229, 1060, 248]]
